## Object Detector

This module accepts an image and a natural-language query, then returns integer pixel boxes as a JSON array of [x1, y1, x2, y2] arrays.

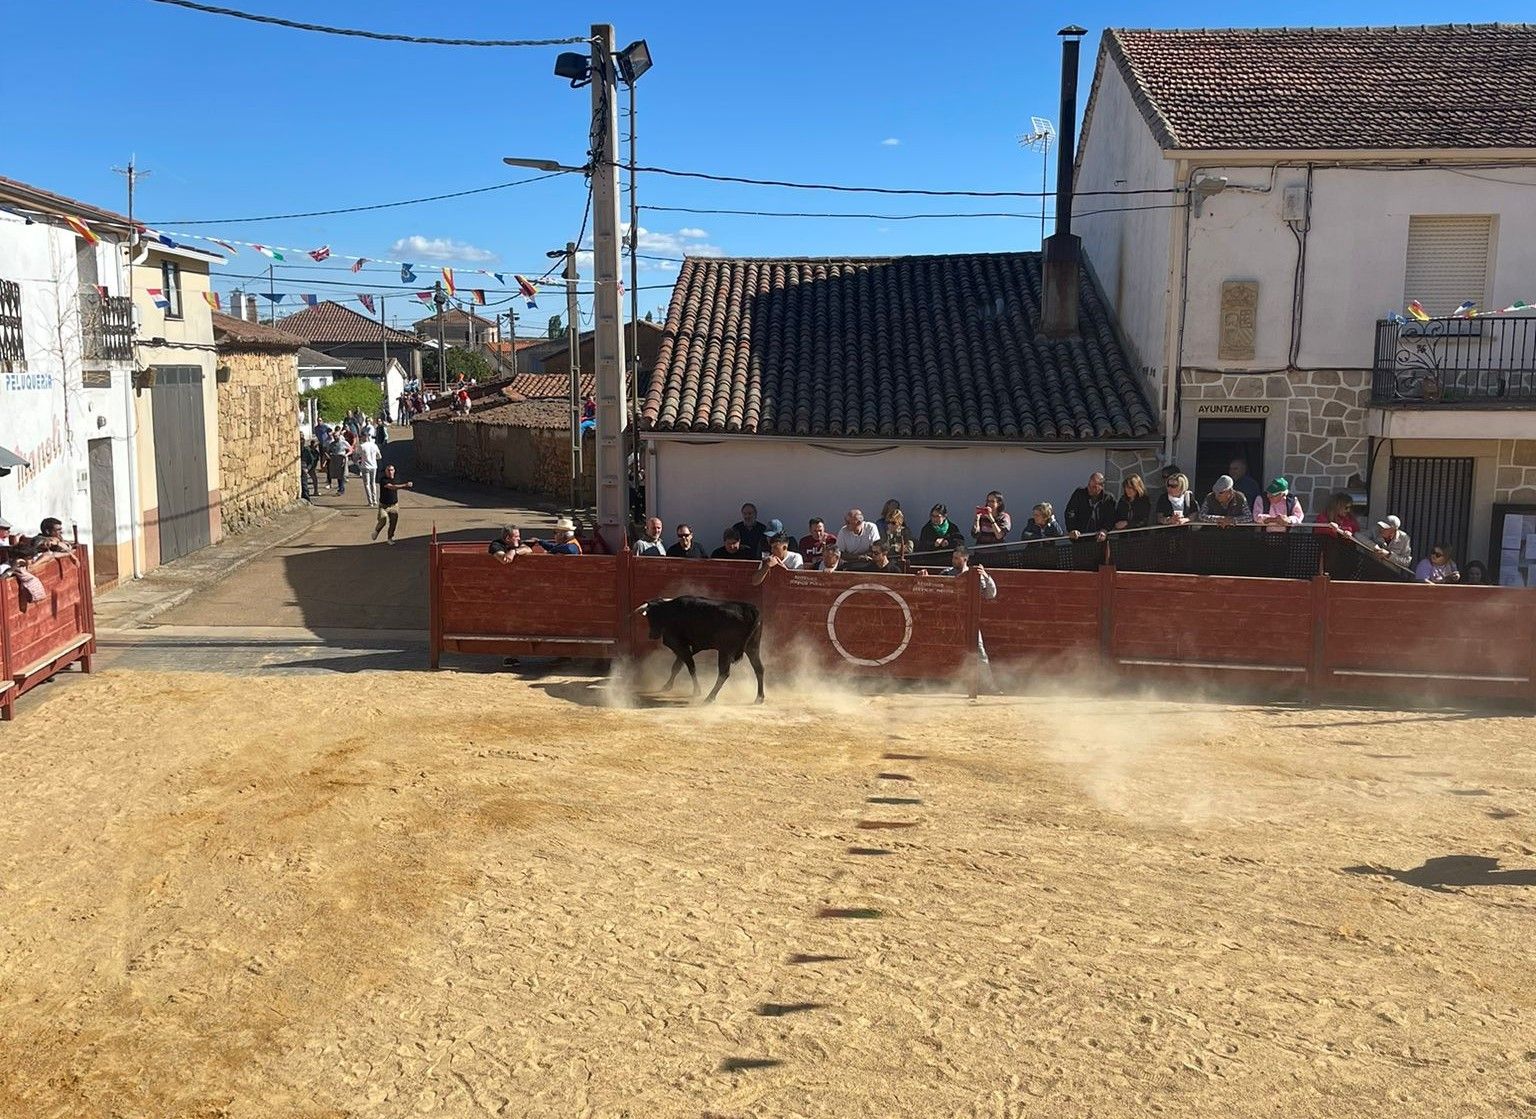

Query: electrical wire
[[148, 171, 571, 225], [145, 0, 588, 47], [641, 201, 1187, 221], [631, 164, 1185, 199]]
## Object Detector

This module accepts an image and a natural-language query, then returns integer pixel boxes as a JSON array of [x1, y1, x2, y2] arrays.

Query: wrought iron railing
[[1372, 316, 1536, 405], [0, 278, 23, 371], [80, 288, 134, 362], [907, 523, 1415, 583]]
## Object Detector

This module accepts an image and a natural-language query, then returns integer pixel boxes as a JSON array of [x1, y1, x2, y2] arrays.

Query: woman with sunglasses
[[1414, 544, 1461, 584], [1156, 473, 1198, 525]]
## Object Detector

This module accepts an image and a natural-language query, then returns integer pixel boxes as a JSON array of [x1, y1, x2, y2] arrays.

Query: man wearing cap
[[633, 516, 667, 558], [1364, 514, 1413, 568], [531, 517, 582, 555], [1200, 475, 1254, 524], [1252, 477, 1304, 532]]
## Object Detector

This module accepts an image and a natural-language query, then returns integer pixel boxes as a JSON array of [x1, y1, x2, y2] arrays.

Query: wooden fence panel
[[1110, 571, 1313, 690], [761, 568, 971, 680], [435, 548, 619, 659], [983, 569, 1101, 671], [626, 557, 760, 653], [1321, 582, 1536, 702], [1, 546, 95, 720]]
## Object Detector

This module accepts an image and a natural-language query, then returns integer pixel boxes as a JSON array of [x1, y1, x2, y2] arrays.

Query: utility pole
[[433, 281, 448, 392], [111, 155, 149, 581], [508, 306, 518, 376], [378, 295, 389, 419], [589, 22, 629, 550], [627, 73, 643, 506], [267, 263, 276, 324], [564, 241, 581, 516]]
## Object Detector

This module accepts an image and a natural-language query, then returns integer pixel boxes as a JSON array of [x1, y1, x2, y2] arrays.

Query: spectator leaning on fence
[[1316, 492, 1362, 536], [919, 504, 965, 553], [752, 533, 805, 585], [1, 546, 47, 604], [1115, 474, 1153, 530], [920, 544, 999, 690], [1065, 472, 1116, 540], [1253, 477, 1304, 531], [667, 524, 706, 559], [1366, 515, 1413, 568], [1157, 474, 1197, 525], [799, 518, 834, 567], [36, 518, 73, 556], [1200, 475, 1254, 524], [882, 509, 914, 565], [1415, 544, 1460, 584], [1020, 502, 1063, 541], [531, 517, 581, 555], [489, 525, 533, 563], [634, 516, 667, 557], [837, 508, 880, 558], [877, 499, 904, 543], [818, 540, 844, 571]]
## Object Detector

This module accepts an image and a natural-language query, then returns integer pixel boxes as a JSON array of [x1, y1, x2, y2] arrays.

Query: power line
[[642, 201, 1188, 221], [148, 171, 571, 225], [146, 0, 588, 47], [632, 164, 1184, 199]]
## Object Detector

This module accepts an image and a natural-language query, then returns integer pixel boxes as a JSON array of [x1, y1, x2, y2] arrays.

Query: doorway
[[1195, 419, 1265, 498], [1389, 455, 1474, 567], [150, 366, 212, 564], [87, 437, 118, 587]]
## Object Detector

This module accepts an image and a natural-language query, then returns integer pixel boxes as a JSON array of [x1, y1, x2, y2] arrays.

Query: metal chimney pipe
[[1053, 25, 1086, 239], [1040, 24, 1088, 340]]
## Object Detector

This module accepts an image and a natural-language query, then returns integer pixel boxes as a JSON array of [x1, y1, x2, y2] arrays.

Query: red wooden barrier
[[0, 544, 96, 721], [426, 546, 1536, 710]]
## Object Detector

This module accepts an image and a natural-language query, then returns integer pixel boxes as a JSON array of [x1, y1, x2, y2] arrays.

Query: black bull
[[634, 596, 765, 703]]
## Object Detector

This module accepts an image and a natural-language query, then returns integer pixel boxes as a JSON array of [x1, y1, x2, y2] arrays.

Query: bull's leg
[[745, 635, 766, 705], [703, 650, 733, 704], [662, 638, 699, 695]]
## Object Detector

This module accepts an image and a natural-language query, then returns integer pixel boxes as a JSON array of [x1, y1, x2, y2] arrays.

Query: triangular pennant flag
[[308, 245, 331, 262], [441, 267, 456, 296], [493, 272, 506, 285], [1406, 299, 1430, 323], [1497, 299, 1532, 314], [253, 244, 285, 261], [514, 275, 538, 309], [415, 291, 434, 304], [65, 215, 100, 245], [211, 239, 239, 255], [259, 292, 285, 304], [147, 287, 169, 310], [357, 293, 376, 314], [155, 232, 177, 247], [95, 284, 108, 300], [203, 291, 221, 310], [1452, 300, 1478, 318], [401, 264, 416, 283], [350, 257, 368, 273], [469, 289, 486, 305], [300, 294, 318, 307]]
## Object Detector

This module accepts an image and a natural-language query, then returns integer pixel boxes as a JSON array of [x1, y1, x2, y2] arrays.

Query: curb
[[97, 503, 340, 632]]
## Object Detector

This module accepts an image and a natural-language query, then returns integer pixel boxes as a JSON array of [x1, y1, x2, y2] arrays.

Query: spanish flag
[[65, 215, 100, 245], [441, 267, 456, 296], [1407, 299, 1431, 323], [203, 291, 221, 310], [469, 289, 486, 305]]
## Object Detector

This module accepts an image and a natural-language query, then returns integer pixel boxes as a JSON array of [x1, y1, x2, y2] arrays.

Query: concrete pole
[[566, 242, 581, 515], [590, 23, 630, 550]]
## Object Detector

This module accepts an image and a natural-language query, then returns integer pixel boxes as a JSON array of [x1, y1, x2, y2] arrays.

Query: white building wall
[[0, 213, 135, 579], [648, 438, 1115, 546], [1073, 58, 1176, 387]]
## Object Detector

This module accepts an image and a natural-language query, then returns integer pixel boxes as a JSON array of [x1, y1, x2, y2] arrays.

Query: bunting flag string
[[212, 239, 239, 255], [147, 288, 169, 310], [514, 274, 538, 308], [1397, 298, 1536, 323], [65, 215, 100, 245], [252, 244, 284, 260], [468, 289, 486, 305], [351, 257, 368, 273], [203, 291, 221, 309], [415, 291, 434, 304], [300, 294, 319, 307], [357, 293, 376, 314], [308, 245, 331, 262], [441, 267, 456, 296], [400, 263, 417, 283], [260, 292, 284, 304]]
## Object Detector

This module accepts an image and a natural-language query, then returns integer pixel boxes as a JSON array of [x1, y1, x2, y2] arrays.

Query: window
[[0, 278, 25, 371], [1403, 215, 1493, 318], [161, 260, 183, 319]]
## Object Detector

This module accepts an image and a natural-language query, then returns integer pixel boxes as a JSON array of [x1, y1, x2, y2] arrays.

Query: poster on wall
[[1490, 506, 1536, 587]]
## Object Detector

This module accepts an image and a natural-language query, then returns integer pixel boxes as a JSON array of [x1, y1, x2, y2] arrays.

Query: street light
[[502, 157, 588, 174], [616, 39, 651, 83]]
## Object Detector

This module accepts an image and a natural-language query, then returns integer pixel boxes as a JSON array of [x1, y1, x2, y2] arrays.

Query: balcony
[[1372, 316, 1536, 406], [80, 288, 134, 364]]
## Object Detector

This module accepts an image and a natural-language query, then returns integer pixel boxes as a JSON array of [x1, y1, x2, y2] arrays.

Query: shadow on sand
[[1344, 854, 1536, 892]]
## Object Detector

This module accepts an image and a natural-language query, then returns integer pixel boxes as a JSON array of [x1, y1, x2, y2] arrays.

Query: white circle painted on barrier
[[826, 582, 914, 667]]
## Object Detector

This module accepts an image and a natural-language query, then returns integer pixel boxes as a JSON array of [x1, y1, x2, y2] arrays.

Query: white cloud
[[389, 235, 497, 263], [608, 224, 726, 260], [880, 137, 901, 146], [676, 227, 709, 238]]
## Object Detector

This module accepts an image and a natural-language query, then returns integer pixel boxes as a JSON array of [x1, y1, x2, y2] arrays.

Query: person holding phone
[[973, 491, 1010, 545]]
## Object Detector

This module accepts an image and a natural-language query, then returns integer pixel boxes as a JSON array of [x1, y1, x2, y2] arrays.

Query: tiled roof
[[504, 371, 595, 399], [211, 312, 305, 351], [296, 346, 345, 369], [340, 356, 408, 379], [1105, 24, 1536, 151], [413, 308, 498, 329], [0, 174, 128, 228], [642, 254, 1155, 441], [277, 301, 420, 345], [465, 399, 572, 428]]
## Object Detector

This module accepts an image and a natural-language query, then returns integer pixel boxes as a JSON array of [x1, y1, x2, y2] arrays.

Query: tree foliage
[[301, 377, 383, 422], [421, 346, 491, 382], [546, 313, 565, 339]]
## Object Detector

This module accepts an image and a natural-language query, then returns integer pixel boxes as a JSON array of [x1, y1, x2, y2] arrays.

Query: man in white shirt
[[634, 516, 667, 557], [752, 533, 805, 584], [353, 433, 382, 506], [836, 508, 880, 558]]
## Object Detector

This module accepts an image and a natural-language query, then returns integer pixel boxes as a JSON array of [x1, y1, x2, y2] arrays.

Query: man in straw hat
[[531, 517, 582, 555]]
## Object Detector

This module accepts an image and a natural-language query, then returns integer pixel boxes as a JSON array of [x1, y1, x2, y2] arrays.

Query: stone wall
[[1182, 369, 1372, 510], [216, 349, 301, 534], [1494, 440, 1536, 504], [413, 417, 595, 504], [1105, 448, 1163, 490]]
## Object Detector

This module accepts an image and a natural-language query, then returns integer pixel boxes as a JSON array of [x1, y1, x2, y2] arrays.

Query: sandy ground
[[2, 666, 1535, 1118]]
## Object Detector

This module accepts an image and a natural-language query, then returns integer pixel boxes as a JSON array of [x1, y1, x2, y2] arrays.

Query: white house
[[297, 347, 343, 394], [639, 253, 1159, 541], [0, 176, 138, 588], [1074, 23, 1536, 577]]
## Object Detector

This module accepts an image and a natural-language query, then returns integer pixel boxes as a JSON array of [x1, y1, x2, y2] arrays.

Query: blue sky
[[6, 1, 1529, 330]]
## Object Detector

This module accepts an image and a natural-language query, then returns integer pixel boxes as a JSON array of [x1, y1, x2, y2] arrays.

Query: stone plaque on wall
[[1219, 280, 1258, 361]]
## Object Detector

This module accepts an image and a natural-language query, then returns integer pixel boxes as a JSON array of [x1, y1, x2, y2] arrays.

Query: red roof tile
[[211, 312, 305, 350], [641, 254, 1154, 441], [1105, 24, 1536, 151], [277, 301, 420, 345]]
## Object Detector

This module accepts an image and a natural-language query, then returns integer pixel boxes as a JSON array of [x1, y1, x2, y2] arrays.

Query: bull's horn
[[633, 603, 649, 616]]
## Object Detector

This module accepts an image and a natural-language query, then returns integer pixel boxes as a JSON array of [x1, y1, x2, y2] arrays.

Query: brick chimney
[[1040, 26, 1087, 340]]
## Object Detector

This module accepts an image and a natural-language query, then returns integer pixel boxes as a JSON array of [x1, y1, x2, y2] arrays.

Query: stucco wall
[[413, 417, 594, 504], [648, 439, 1112, 547], [216, 349, 301, 534], [1074, 58, 1176, 390]]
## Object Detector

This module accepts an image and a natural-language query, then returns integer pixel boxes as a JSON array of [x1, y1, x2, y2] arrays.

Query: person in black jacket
[[666, 523, 707, 558], [1113, 473, 1153, 530], [1064, 471, 1117, 540], [917, 504, 965, 553]]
